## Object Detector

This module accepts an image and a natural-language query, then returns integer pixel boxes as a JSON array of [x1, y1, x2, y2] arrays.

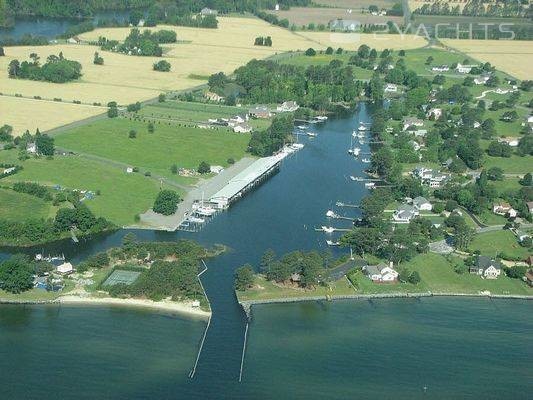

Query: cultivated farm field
[[314, 0, 397, 9], [441, 39, 533, 80], [268, 7, 403, 27], [0, 17, 320, 135], [297, 31, 427, 50]]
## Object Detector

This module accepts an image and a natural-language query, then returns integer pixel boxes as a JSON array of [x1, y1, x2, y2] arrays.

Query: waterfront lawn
[[469, 230, 529, 259], [235, 275, 356, 302], [54, 118, 250, 181], [348, 253, 531, 295], [0, 188, 55, 222], [0, 150, 173, 226]]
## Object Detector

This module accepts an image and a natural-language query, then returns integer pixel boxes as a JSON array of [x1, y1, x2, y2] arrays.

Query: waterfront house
[[276, 101, 299, 112], [249, 106, 271, 119], [413, 196, 432, 211], [56, 262, 74, 275], [412, 167, 450, 188], [384, 83, 398, 93], [392, 204, 419, 223], [364, 262, 398, 283], [469, 256, 502, 279], [329, 19, 360, 31], [403, 117, 424, 131], [492, 201, 517, 218], [525, 269, 533, 287], [233, 123, 252, 133]]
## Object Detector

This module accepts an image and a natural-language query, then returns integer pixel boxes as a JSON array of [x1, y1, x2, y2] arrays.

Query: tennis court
[[103, 269, 141, 286]]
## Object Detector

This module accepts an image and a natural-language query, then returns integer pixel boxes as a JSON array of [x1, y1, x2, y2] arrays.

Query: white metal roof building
[[210, 154, 284, 208]]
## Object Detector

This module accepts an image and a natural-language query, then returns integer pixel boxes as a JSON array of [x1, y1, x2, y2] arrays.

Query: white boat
[[315, 115, 328, 121], [358, 124, 367, 131], [297, 125, 307, 130], [196, 206, 217, 216], [361, 158, 371, 163], [291, 143, 305, 150], [365, 182, 376, 188], [352, 130, 358, 138], [357, 131, 365, 138], [321, 226, 335, 233], [307, 132, 317, 137], [350, 175, 357, 181], [188, 216, 205, 224], [326, 240, 340, 246], [326, 210, 338, 218], [351, 147, 361, 156]]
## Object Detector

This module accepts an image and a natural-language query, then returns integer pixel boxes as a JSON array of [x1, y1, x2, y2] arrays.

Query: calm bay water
[[1, 105, 532, 398]]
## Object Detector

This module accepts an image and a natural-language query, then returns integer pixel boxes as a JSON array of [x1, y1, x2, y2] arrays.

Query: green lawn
[[54, 118, 250, 181], [469, 230, 530, 259], [491, 178, 522, 196], [236, 275, 356, 302], [477, 209, 509, 226], [0, 187, 54, 221], [483, 154, 533, 174], [278, 52, 374, 79], [349, 253, 531, 295], [0, 150, 173, 226], [483, 108, 528, 138]]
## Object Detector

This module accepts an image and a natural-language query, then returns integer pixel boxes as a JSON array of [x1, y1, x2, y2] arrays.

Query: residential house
[[412, 167, 450, 188], [525, 269, 533, 287], [329, 19, 360, 31], [67, 36, 81, 44], [249, 106, 271, 119], [469, 256, 502, 279], [364, 262, 399, 283], [384, 83, 398, 93], [456, 63, 477, 74], [474, 76, 490, 85], [493, 201, 517, 218], [432, 65, 449, 72], [276, 101, 299, 112], [393, 204, 419, 223], [497, 137, 519, 147], [427, 107, 442, 120], [403, 117, 424, 131], [56, 262, 74, 275], [233, 123, 252, 133], [200, 7, 218, 15], [413, 129, 427, 138], [26, 142, 37, 154], [227, 115, 247, 127], [204, 91, 224, 102], [413, 196, 432, 211]]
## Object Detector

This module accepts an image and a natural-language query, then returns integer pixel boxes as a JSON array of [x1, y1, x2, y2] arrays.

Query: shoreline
[[0, 295, 211, 320], [238, 292, 533, 317]]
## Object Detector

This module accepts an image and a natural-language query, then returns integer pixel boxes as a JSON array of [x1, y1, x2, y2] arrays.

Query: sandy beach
[[58, 294, 211, 319]]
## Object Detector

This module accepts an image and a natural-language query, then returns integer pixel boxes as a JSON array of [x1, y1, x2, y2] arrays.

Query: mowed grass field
[[0, 188, 54, 221], [0, 149, 172, 226], [315, 0, 396, 8], [469, 230, 530, 259], [297, 31, 427, 50], [0, 17, 321, 135], [441, 39, 533, 80], [54, 118, 250, 181]]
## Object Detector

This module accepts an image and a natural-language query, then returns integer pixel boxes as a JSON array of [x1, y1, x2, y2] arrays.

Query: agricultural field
[[0, 149, 173, 226], [268, 7, 403, 27], [0, 96, 104, 136], [349, 253, 531, 295], [441, 39, 533, 80], [315, 0, 397, 8], [53, 118, 250, 182], [0, 188, 55, 222], [297, 31, 427, 50], [469, 230, 530, 259], [0, 17, 321, 134]]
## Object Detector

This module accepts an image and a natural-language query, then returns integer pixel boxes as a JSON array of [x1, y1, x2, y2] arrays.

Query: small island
[[0, 234, 223, 318]]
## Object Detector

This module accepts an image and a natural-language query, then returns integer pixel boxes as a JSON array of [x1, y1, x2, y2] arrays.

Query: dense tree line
[[248, 113, 294, 156], [8, 52, 82, 83], [414, 0, 528, 18], [99, 28, 175, 56]]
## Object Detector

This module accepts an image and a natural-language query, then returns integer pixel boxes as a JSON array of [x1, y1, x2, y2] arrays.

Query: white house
[[403, 117, 424, 131], [227, 115, 247, 127], [276, 101, 299, 112], [412, 167, 450, 188], [233, 123, 252, 133], [126, 167, 134, 173], [413, 196, 432, 211], [413, 129, 427, 137], [56, 262, 74, 275], [204, 91, 224, 102], [200, 7, 218, 15], [456, 63, 477, 74], [427, 107, 442, 120], [393, 204, 419, 223], [493, 201, 517, 218], [67, 36, 81, 44], [384, 83, 398, 93], [26, 142, 37, 154], [474, 76, 489, 85], [469, 256, 502, 279], [432, 65, 449, 72], [364, 262, 399, 282], [498, 137, 519, 147]]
